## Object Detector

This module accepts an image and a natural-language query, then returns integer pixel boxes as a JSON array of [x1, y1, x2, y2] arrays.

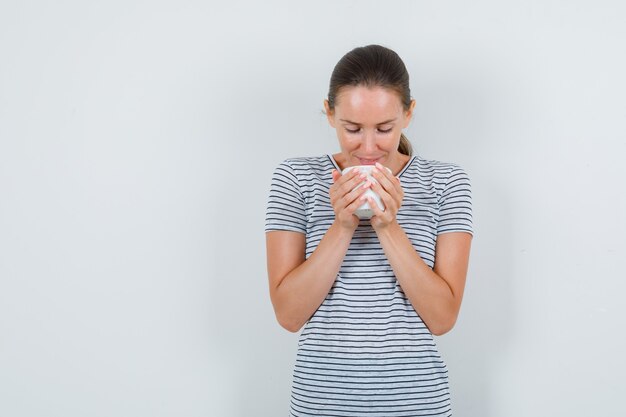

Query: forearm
[[273, 221, 354, 332], [375, 222, 459, 335]]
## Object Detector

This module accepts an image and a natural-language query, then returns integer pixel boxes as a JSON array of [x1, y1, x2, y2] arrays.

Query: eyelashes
[[345, 128, 392, 134]]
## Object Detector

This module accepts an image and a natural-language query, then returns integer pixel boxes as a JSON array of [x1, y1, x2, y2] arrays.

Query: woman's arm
[[374, 226, 472, 335], [266, 167, 371, 333], [365, 162, 472, 335], [266, 222, 354, 333]]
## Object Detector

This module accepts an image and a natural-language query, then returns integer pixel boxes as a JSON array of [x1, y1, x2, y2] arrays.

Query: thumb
[[331, 169, 340, 183]]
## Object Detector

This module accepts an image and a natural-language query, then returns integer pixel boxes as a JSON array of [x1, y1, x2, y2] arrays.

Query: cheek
[[379, 132, 401, 146], [337, 132, 359, 147]]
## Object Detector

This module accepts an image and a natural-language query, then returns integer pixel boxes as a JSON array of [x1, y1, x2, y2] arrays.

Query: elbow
[[430, 324, 453, 336], [426, 301, 463, 336], [278, 317, 303, 333], [275, 312, 304, 333], [428, 316, 458, 336], [270, 293, 304, 333]]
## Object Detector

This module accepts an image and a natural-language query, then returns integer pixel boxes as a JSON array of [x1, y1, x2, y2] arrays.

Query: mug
[[341, 165, 392, 219]]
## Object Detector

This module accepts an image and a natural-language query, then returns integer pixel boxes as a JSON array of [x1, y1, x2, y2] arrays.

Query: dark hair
[[327, 45, 413, 156]]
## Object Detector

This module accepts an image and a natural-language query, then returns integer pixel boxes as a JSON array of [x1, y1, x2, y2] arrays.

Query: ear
[[324, 99, 336, 128], [402, 99, 417, 128]]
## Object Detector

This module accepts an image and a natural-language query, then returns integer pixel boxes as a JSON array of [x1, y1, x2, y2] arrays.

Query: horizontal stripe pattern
[[265, 154, 473, 416]]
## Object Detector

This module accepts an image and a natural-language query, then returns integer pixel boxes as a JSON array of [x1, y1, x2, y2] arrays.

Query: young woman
[[265, 44, 473, 416]]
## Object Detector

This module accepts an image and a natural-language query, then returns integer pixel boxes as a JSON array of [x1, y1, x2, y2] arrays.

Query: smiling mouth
[[358, 158, 382, 165]]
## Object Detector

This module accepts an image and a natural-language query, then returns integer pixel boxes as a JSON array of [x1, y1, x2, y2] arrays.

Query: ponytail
[[398, 133, 413, 156]]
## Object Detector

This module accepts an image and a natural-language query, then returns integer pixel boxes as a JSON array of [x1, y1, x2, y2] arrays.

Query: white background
[[1, 1, 625, 416]]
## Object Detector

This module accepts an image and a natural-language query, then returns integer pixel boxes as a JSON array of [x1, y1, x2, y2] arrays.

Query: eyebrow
[[339, 118, 397, 125]]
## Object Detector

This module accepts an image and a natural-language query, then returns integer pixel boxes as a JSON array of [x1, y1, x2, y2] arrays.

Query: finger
[[331, 167, 351, 188], [371, 166, 397, 194], [347, 187, 371, 214], [372, 167, 404, 202], [369, 180, 399, 213], [331, 170, 365, 207], [330, 169, 357, 198], [367, 195, 385, 218], [345, 167, 365, 184], [338, 169, 367, 197], [369, 178, 394, 204], [375, 163, 402, 189], [342, 179, 372, 209]]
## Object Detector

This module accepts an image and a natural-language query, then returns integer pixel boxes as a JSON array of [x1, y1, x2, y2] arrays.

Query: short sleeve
[[264, 160, 307, 234], [437, 165, 473, 235]]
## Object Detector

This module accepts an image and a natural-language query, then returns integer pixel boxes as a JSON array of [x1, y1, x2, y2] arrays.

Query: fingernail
[[375, 162, 383, 169]]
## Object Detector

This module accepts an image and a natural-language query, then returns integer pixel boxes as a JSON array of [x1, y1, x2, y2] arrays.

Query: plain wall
[[1, 1, 625, 416]]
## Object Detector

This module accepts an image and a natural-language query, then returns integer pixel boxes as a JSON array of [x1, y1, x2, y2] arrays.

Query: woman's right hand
[[330, 168, 371, 231]]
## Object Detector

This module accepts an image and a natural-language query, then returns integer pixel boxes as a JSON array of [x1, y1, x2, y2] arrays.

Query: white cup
[[341, 165, 392, 219]]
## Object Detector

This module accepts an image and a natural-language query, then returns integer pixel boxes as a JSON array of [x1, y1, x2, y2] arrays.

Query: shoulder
[[405, 155, 469, 183], [271, 155, 335, 179], [280, 155, 334, 171]]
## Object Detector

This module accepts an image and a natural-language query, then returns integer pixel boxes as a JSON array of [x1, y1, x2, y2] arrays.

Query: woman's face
[[325, 85, 415, 168]]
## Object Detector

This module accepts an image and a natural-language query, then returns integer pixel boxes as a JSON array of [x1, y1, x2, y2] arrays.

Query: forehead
[[334, 86, 403, 122]]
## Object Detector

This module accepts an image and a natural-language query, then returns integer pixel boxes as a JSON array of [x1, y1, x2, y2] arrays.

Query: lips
[[358, 158, 382, 165]]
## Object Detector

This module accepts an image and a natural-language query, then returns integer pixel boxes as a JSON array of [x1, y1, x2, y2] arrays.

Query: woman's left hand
[[366, 162, 404, 230]]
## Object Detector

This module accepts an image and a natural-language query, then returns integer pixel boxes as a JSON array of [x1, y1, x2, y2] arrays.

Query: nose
[[362, 130, 377, 153]]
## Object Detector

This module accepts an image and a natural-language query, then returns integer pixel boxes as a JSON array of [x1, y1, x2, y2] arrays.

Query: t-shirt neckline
[[326, 153, 417, 178]]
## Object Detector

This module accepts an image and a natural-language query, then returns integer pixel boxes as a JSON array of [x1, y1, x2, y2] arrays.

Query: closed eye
[[378, 128, 392, 133]]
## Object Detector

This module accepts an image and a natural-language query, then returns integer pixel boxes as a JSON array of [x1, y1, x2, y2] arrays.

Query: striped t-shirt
[[265, 153, 473, 417]]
